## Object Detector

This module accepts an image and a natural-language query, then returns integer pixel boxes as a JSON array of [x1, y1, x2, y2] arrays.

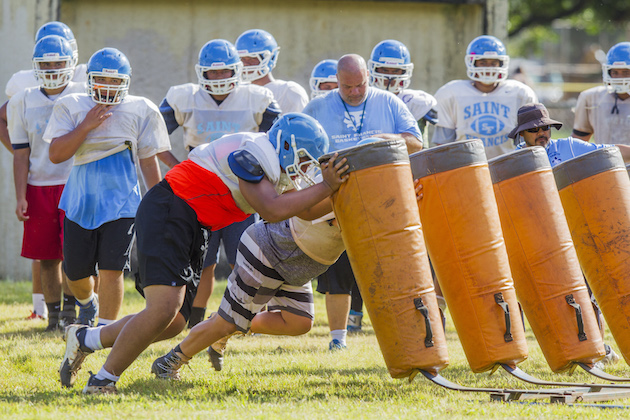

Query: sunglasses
[[524, 125, 550, 133]]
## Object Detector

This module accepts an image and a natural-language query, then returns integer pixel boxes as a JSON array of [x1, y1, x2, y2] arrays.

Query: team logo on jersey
[[343, 110, 365, 132], [470, 116, 505, 136]]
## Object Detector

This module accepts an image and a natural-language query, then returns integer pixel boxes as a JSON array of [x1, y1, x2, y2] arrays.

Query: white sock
[[33, 293, 47, 317], [97, 318, 115, 326], [85, 327, 104, 350], [95, 366, 119, 382], [331, 329, 347, 346], [77, 292, 95, 307]]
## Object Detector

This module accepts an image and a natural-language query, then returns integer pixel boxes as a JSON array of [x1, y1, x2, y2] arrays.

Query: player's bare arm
[[156, 150, 180, 169], [373, 132, 423, 153], [240, 154, 348, 223], [139, 155, 162, 189], [49, 104, 112, 163], [571, 129, 593, 142], [13, 147, 30, 221]]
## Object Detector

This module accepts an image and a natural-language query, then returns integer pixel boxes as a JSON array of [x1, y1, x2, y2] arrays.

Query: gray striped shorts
[[218, 227, 314, 332]]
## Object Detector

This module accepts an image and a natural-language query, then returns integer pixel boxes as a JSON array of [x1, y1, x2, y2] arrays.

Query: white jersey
[[433, 79, 537, 159], [397, 88, 437, 145], [264, 79, 309, 113], [188, 132, 291, 214], [43, 93, 171, 166], [7, 82, 84, 186], [5, 64, 88, 98], [573, 86, 630, 145], [165, 83, 275, 150]]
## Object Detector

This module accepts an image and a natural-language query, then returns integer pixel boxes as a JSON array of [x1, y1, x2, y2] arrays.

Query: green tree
[[509, 0, 630, 37]]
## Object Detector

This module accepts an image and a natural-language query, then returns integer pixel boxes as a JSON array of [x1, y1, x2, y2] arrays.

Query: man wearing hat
[[509, 103, 630, 167]]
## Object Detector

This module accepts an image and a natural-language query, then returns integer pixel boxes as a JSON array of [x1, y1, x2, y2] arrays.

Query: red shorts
[[22, 184, 65, 260]]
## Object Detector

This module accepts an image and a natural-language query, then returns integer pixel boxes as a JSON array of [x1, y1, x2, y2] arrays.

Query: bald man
[[302, 53, 422, 350]]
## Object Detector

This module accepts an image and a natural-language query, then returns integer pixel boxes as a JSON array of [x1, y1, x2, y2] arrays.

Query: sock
[[62, 294, 77, 311], [33, 293, 47, 317], [95, 366, 119, 383], [83, 326, 104, 350], [77, 292, 95, 307], [174, 344, 191, 360], [97, 318, 114, 326], [330, 329, 347, 346], [46, 301, 61, 322]]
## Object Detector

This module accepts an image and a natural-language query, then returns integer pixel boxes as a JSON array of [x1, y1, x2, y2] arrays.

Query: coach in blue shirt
[[509, 102, 630, 167]]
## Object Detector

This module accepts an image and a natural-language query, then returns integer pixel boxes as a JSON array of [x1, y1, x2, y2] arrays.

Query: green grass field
[[1, 278, 629, 419]]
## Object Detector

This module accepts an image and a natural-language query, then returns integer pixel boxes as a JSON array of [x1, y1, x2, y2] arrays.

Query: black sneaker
[[58, 310, 77, 330], [151, 349, 189, 380], [82, 371, 117, 394], [59, 325, 93, 387]]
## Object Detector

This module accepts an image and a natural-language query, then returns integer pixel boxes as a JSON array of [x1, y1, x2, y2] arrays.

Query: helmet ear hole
[[284, 141, 290, 151]]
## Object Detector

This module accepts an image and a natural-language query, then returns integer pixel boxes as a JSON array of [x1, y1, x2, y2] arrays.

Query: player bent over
[[58, 113, 348, 394]]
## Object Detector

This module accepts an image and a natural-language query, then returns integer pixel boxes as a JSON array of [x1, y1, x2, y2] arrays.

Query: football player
[[432, 35, 537, 159], [369, 40, 438, 150], [309, 59, 338, 99], [8, 35, 84, 331], [45, 47, 171, 329], [236, 29, 309, 113], [573, 42, 630, 144]]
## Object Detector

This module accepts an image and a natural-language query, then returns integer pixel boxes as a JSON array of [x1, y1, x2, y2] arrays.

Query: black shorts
[[63, 217, 134, 281], [316, 251, 356, 295], [136, 179, 209, 290]]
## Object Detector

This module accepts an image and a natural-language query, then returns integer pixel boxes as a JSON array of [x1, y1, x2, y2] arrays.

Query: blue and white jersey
[[43, 93, 171, 229], [162, 82, 276, 150], [516, 137, 611, 167], [302, 87, 420, 152], [434, 79, 537, 159]]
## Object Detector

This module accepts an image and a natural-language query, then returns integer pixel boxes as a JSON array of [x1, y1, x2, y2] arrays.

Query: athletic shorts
[[63, 217, 135, 281], [203, 214, 257, 268], [21, 184, 65, 260], [218, 228, 314, 333], [136, 179, 209, 289], [316, 251, 356, 295]]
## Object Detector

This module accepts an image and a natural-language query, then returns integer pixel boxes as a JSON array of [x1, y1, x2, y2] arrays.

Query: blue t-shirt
[[59, 149, 141, 229], [302, 87, 421, 152], [516, 137, 611, 168]]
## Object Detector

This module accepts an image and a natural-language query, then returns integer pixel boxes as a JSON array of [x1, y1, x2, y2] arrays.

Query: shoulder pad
[[227, 149, 264, 182]]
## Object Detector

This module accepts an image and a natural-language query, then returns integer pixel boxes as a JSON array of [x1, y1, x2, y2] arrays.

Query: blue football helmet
[[309, 59, 338, 99], [267, 113, 330, 190], [603, 42, 630, 94], [235, 29, 279, 83], [465, 35, 509, 83], [195, 39, 243, 96], [32, 35, 75, 89], [35, 21, 78, 67], [368, 40, 414, 94], [87, 48, 131, 105]]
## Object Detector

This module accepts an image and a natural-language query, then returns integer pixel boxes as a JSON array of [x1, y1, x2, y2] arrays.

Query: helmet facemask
[[88, 72, 130, 105], [465, 54, 509, 84], [369, 61, 413, 94], [238, 48, 278, 82], [33, 55, 74, 89], [603, 64, 630, 94], [195, 61, 243, 95]]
